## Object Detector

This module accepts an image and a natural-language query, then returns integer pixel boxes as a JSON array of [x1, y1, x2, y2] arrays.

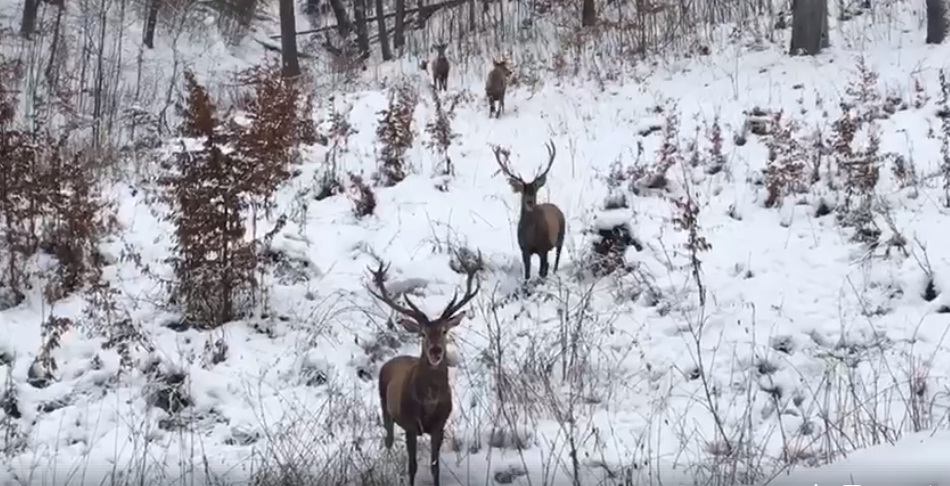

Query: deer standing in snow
[[492, 140, 566, 281], [368, 258, 481, 486], [432, 43, 450, 91], [485, 58, 512, 118]]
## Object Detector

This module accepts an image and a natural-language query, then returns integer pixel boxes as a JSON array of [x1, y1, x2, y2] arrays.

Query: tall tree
[[582, 0, 596, 26], [926, 0, 948, 44], [278, 0, 301, 77], [327, 0, 353, 37], [353, 0, 371, 60], [20, 0, 40, 38], [143, 0, 161, 49], [789, 0, 828, 55], [394, 0, 406, 49], [374, 0, 393, 60]]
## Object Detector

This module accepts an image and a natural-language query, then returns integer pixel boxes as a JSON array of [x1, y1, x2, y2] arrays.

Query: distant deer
[[485, 58, 512, 118], [432, 43, 450, 91], [492, 140, 566, 281], [368, 258, 481, 486]]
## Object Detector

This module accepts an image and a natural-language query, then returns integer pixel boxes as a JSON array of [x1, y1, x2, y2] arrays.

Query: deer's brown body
[[368, 258, 481, 486], [432, 44, 449, 91], [493, 140, 565, 280], [485, 59, 512, 118]]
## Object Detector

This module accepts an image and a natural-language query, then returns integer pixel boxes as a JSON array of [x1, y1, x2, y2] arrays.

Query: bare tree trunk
[[582, 0, 596, 26], [279, 0, 301, 76], [20, 0, 41, 39], [45, 4, 64, 84], [927, 0, 948, 44], [143, 0, 160, 48], [468, 0, 476, 30], [789, 0, 828, 55], [354, 0, 371, 60], [327, 0, 353, 37], [374, 0, 393, 60], [394, 0, 405, 49]]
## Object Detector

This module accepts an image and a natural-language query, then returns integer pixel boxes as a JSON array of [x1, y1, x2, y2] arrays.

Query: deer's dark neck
[[410, 356, 450, 401]]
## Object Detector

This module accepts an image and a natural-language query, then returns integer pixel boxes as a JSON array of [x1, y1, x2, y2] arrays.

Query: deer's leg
[[539, 252, 550, 278], [522, 251, 532, 281], [554, 245, 563, 273], [429, 429, 444, 486], [380, 383, 394, 448], [406, 432, 419, 486]]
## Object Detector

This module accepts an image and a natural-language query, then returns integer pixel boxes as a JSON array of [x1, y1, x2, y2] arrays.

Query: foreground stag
[[368, 259, 481, 486], [432, 43, 450, 91], [492, 140, 566, 281], [485, 58, 512, 118]]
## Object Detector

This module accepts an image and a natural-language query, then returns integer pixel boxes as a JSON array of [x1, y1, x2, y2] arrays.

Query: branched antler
[[490, 139, 557, 182], [438, 250, 483, 321], [491, 144, 523, 182], [366, 261, 430, 324]]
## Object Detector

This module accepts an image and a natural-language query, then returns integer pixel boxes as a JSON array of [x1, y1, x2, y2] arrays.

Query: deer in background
[[492, 140, 566, 281], [368, 257, 481, 486], [432, 43, 450, 91], [485, 58, 512, 118]]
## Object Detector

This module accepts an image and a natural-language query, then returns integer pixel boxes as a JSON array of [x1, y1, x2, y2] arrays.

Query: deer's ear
[[444, 314, 464, 329], [534, 174, 548, 188], [396, 317, 422, 333], [508, 178, 525, 193]]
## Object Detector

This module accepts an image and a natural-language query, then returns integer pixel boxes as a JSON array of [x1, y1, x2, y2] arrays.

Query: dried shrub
[[761, 111, 808, 208], [160, 63, 316, 328], [27, 315, 72, 389], [0, 52, 115, 306], [636, 102, 681, 192], [375, 82, 418, 186], [424, 85, 462, 182], [232, 59, 317, 204], [316, 102, 354, 201]]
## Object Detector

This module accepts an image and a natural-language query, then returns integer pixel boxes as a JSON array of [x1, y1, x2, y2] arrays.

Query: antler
[[535, 139, 557, 181], [366, 261, 430, 324], [491, 145, 524, 183], [438, 251, 483, 321]]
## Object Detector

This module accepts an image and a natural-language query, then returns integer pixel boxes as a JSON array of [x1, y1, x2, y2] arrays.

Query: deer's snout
[[427, 345, 444, 365]]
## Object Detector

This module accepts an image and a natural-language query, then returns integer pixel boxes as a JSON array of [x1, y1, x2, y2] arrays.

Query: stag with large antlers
[[367, 256, 482, 486], [493, 140, 566, 281]]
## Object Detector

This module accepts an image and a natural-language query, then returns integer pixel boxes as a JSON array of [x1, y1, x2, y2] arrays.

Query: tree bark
[[789, 0, 828, 55], [327, 0, 353, 37], [582, 0, 596, 26], [143, 0, 160, 49], [374, 0, 393, 60], [926, 0, 948, 44], [468, 0, 476, 30], [354, 0, 371, 60], [279, 0, 302, 77], [394, 0, 406, 49], [20, 0, 40, 39]]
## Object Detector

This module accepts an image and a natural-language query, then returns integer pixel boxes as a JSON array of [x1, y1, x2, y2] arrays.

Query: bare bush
[[375, 82, 419, 187]]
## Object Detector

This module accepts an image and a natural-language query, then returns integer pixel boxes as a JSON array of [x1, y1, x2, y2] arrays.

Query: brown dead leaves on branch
[[0, 52, 116, 308], [162, 62, 316, 329]]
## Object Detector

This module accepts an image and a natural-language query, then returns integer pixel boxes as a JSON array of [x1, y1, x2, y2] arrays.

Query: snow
[[3, 0, 950, 484]]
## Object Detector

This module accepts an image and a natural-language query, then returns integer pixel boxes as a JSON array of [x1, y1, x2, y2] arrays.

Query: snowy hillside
[[3, 0, 950, 484]]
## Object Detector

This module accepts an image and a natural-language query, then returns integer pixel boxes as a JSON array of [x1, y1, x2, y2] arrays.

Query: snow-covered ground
[[3, 0, 950, 484]]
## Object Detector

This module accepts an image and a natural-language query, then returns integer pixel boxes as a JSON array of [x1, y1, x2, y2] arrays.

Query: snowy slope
[[2, 0, 950, 485]]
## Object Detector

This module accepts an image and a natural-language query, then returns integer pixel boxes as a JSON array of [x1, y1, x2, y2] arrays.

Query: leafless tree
[[789, 0, 829, 55], [279, 0, 302, 76], [926, 0, 948, 44]]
